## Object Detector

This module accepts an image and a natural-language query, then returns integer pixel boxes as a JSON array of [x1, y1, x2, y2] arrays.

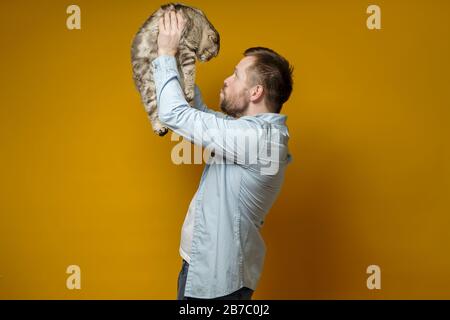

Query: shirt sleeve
[[151, 55, 265, 166]]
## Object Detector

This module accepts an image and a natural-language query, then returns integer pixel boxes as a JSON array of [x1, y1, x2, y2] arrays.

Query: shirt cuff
[[151, 55, 181, 83]]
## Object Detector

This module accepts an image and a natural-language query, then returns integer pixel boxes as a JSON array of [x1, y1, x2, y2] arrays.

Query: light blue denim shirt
[[152, 55, 292, 298]]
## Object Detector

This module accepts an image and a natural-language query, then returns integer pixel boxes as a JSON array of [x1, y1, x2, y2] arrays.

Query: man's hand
[[157, 10, 186, 57]]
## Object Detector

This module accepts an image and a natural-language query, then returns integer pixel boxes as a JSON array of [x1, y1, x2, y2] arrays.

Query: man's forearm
[[151, 55, 189, 123]]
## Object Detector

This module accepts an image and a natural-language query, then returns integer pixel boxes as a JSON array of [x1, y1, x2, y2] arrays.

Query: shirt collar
[[243, 112, 288, 125]]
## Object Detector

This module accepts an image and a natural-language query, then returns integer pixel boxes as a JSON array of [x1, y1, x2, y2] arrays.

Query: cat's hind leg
[[142, 84, 169, 137], [148, 103, 169, 136]]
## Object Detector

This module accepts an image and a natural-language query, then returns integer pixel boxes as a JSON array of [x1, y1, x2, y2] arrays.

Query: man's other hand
[[157, 10, 186, 57]]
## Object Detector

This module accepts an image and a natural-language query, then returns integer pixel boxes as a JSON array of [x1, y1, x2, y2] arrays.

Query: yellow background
[[1, 0, 449, 299]]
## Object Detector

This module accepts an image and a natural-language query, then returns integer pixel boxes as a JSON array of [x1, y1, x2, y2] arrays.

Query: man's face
[[219, 56, 255, 118]]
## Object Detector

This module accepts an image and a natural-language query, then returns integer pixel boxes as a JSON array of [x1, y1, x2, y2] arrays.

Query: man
[[153, 11, 293, 299]]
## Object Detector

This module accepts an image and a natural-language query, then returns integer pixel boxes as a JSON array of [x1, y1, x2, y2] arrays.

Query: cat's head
[[186, 6, 220, 62], [197, 24, 220, 62]]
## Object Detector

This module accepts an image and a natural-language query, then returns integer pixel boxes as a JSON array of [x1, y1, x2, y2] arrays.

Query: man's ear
[[249, 85, 264, 102]]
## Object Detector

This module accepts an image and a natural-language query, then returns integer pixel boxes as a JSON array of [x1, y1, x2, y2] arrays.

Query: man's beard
[[219, 89, 250, 118]]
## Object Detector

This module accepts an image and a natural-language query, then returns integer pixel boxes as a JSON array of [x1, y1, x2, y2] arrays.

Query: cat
[[131, 3, 220, 136]]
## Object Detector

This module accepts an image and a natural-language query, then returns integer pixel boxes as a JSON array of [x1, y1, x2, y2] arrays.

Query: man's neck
[[242, 104, 271, 117]]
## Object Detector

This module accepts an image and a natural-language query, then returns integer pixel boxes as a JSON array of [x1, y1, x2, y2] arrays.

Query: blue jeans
[[177, 259, 254, 300]]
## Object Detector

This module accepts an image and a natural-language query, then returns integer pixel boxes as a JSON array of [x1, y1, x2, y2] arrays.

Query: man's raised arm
[[152, 10, 266, 167]]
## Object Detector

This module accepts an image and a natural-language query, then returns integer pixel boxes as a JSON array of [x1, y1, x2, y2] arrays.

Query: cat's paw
[[185, 90, 195, 103], [154, 126, 169, 137]]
